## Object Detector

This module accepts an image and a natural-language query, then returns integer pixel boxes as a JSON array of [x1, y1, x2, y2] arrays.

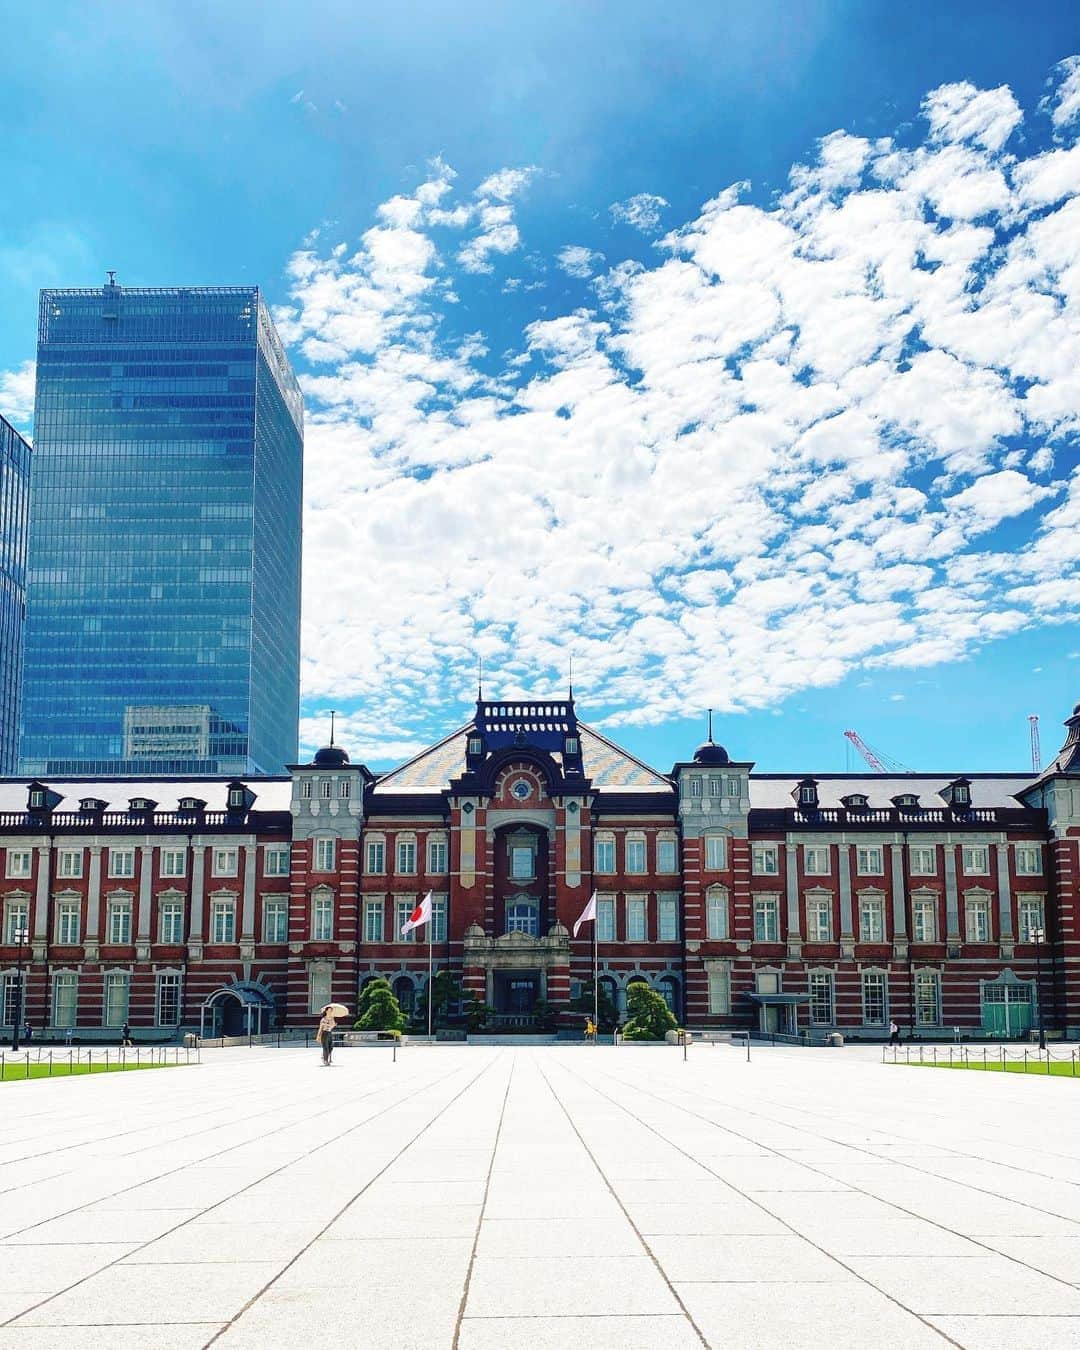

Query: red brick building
[[2, 696, 1078, 1041]]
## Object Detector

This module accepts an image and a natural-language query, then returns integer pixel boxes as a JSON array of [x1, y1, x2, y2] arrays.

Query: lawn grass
[[1, 1057, 189, 1082], [897, 1058, 1079, 1078]]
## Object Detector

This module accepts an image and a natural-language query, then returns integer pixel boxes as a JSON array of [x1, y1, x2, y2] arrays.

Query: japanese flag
[[400, 890, 433, 937], [573, 890, 598, 938]]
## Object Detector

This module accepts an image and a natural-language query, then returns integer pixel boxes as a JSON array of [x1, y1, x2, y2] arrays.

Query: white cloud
[[556, 246, 604, 278], [279, 69, 1080, 764], [0, 361, 35, 430], [610, 193, 669, 233], [1043, 55, 1080, 130]]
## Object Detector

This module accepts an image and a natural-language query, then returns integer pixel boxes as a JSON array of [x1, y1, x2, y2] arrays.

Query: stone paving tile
[[926, 1315, 1080, 1348], [465, 1255, 679, 1318], [625, 1200, 788, 1236], [119, 1220, 323, 1264], [844, 1254, 1080, 1316], [980, 1235, 1080, 1285], [3, 1208, 202, 1245], [476, 1216, 643, 1257], [0, 1327, 226, 1349], [324, 1202, 482, 1240], [458, 1314, 706, 1348], [0, 1242, 136, 1291], [649, 1233, 854, 1282]]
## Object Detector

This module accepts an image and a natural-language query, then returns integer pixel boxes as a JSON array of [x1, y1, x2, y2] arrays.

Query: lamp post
[[10, 922, 29, 1052], [1032, 925, 1047, 1052]]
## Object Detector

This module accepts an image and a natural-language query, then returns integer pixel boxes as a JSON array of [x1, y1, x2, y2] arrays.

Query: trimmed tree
[[354, 978, 406, 1033], [621, 983, 677, 1041]]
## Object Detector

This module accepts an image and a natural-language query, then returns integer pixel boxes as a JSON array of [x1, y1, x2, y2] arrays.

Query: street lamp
[[1031, 925, 1047, 1052], [10, 922, 29, 1052]]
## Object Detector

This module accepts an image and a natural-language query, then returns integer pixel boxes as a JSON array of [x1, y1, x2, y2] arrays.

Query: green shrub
[[621, 983, 677, 1041], [354, 984, 406, 1033]]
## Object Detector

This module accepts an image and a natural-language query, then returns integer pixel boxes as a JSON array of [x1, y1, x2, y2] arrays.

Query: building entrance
[[492, 971, 541, 1021]]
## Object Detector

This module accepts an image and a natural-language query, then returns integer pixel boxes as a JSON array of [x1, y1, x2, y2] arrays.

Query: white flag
[[573, 890, 598, 938], [400, 890, 433, 937]]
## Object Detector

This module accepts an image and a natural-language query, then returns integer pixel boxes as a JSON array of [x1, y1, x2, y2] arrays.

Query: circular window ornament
[[511, 779, 532, 801]]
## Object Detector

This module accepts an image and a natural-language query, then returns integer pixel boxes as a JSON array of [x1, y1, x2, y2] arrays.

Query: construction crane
[[843, 729, 912, 774], [1029, 714, 1041, 773]]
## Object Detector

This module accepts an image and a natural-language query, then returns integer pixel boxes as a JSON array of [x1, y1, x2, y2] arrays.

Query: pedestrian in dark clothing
[[889, 1020, 901, 1046], [121, 1022, 133, 1047], [22, 1020, 31, 1044], [317, 1008, 337, 1065]]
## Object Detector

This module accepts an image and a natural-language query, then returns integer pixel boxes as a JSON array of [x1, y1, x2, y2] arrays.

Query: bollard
[[392, 1039, 397, 1064], [49, 1051, 53, 1077], [1047, 1053, 1052, 1076], [983, 1047, 987, 1071], [1024, 1051, 1028, 1073], [25, 1051, 30, 1079]]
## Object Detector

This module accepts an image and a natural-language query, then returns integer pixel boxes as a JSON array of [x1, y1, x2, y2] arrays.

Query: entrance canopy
[[200, 984, 274, 1038]]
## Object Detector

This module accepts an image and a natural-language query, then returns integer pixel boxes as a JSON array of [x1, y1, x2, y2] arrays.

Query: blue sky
[[1, 2, 1078, 775]]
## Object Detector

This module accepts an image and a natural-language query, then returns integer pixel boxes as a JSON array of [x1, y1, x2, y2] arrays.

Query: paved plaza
[[2, 1043, 1080, 1348]]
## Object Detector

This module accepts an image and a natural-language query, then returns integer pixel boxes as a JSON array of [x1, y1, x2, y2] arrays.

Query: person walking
[[22, 1020, 32, 1046], [317, 1006, 337, 1066], [889, 1020, 900, 1046], [121, 1021, 133, 1047]]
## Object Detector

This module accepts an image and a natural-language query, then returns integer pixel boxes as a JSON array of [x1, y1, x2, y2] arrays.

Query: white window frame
[[912, 896, 938, 943], [264, 846, 290, 877], [52, 971, 78, 1028], [1018, 895, 1045, 943], [689, 777, 703, 798], [704, 834, 726, 871], [594, 835, 615, 874], [962, 845, 989, 876], [708, 775, 723, 799], [161, 848, 187, 879], [262, 897, 287, 944], [396, 898, 417, 943], [804, 845, 830, 876], [706, 885, 729, 940], [57, 849, 84, 879], [365, 837, 386, 874], [56, 899, 81, 945], [320, 779, 333, 800], [308, 965, 332, 1014], [597, 895, 616, 942], [156, 972, 181, 1026], [656, 835, 678, 874], [1015, 845, 1042, 877], [6, 849, 32, 879], [625, 836, 647, 875], [4, 899, 30, 944], [808, 970, 835, 1026], [211, 847, 238, 878], [311, 890, 334, 942], [313, 837, 336, 873], [159, 898, 184, 944], [859, 894, 886, 943], [658, 894, 679, 942], [965, 894, 991, 943], [301, 779, 313, 800], [626, 895, 647, 942], [396, 837, 417, 876], [107, 897, 132, 945], [103, 970, 130, 1027], [108, 848, 135, 880], [708, 966, 731, 1015], [752, 844, 779, 876], [753, 895, 780, 942], [807, 894, 832, 942], [210, 897, 235, 944], [910, 845, 936, 875], [340, 779, 351, 799], [862, 969, 888, 1027], [915, 969, 942, 1026], [427, 837, 448, 874], [364, 898, 384, 943], [856, 845, 884, 876], [432, 895, 448, 943]]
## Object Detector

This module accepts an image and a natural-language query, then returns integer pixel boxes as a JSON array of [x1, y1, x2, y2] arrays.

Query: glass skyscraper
[[20, 280, 303, 777], [0, 413, 31, 775]]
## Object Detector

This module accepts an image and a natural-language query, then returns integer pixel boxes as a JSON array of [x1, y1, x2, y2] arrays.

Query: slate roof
[[747, 773, 1036, 811], [0, 777, 294, 814], [373, 722, 672, 795]]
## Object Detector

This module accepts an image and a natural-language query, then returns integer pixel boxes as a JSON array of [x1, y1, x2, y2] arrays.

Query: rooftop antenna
[[477, 656, 484, 702], [328, 709, 337, 746], [568, 654, 574, 701], [106, 270, 116, 285], [1029, 713, 1041, 773], [707, 707, 714, 743]]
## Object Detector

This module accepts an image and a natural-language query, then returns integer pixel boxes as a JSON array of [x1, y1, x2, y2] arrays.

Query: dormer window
[[941, 778, 971, 809], [28, 788, 45, 810], [468, 737, 483, 756], [177, 797, 203, 814], [842, 793, 869, 810], [893, 793, 920, 810], [953, 784, 969, 805], [228, 786, 245, 809], [129, 798, 155, 813], [79, 797, 107, 814], [795, 779, 819, 808], [564, 736, 579, 756]]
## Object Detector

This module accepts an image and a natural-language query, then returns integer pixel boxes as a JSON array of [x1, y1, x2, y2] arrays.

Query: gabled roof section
[[371, 719, 672, 794], [749, 773, 1035, 811]]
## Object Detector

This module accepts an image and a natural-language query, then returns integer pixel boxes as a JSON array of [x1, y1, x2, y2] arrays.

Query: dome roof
[[312, 745, 350, 767], [693, 740, 730, 766]]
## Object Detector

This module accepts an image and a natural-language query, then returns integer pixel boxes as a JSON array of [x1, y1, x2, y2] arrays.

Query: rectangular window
[[312, 893, 334, 941], [109, 848, 135, 879], [752, 844, 779, 876], [510, 845, 533, 880], [301, 780, 313, 800], [706, 889, 728, 940], [804, 845, 830, 876], [862, 970, 887, 1027], [320, 779, 333, 800], [597, 896, 616, 942], [965, 896, 991, 943], [704, 836, 726, 870], [915, 970, 941, 1026], [6, 849, 32, 879], [626, 839, 646, 874], [427, 839, 448, 874], [212, 848, 238, 878], [56, 900, 80, 945], [263, 898, 287, 943], [657, 838, 678, 873], [364, 899, 384, 942], [689, 777, 703, 798], [161, 849, 187, 878], [708, 967, 730, 1015], [103, 972, 129, 1027], [912, 898, 937, 943], [264, 847, 290, 877], [309, 966, 332, 1014], [57, 850, 83, 879], [157, 973, 181, 1027], [366, 839, 385, 874], [753, 896, 780, 942], [626, 896, 647, 941], [313, 838, 336, 872], [160, 900, 184, 944], [210, 899, 235, 944], [108, 900, 132, 944], [1015, 846, 1042, 876], [397, 840, 417, 875], [4, 901, 29, 944], [856, 846, 883, 876], [658, 895, 679, 941], [594, 838, 615, 873], [859, 896, 885, 942], [396, 899, 417, 943], [727, 777, 740, 797], [807, 896, 832, 942], [432, 896, 448, 943], [708, 775, 722, 798], [340, 780, 351, 799], [2, 973, 19, 1026], [808, 971, 834, 1025], [962, 845, 989, 875], [1018, 897, 1045, 942], [53, 972, 78, 1028], [910, 845, 936, 875]]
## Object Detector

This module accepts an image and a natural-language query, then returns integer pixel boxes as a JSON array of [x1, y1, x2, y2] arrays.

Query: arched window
[[657, 974, 680, 1017], [393, 976, 415, 1015]]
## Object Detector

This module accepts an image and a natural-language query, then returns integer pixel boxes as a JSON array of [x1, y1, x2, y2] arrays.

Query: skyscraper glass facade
[[0, 414, 31, 774], [21, 282, 303, 777]]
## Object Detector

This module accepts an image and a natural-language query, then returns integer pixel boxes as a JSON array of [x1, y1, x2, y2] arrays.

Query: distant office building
[[20, 279, 303, 776], [0, 413, 30, 774]]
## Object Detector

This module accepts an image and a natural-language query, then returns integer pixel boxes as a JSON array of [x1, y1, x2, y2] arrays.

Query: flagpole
[[592, 918, 598, 1044], [427, 918, 433, 1040]]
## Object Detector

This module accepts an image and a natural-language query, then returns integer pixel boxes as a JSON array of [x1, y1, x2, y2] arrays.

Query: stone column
[[242, 844, 257, 938], [86, 847, 103, 952], [33, 845, 50, 942], [137, 846, 153, 940], [785, 844, 801, 953], [944, 846, 960, 940], [890, 844, 908, 939], [189, 846, 205, 944], [995, 843, 1013, 940], [838, 846, 854, 938]]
